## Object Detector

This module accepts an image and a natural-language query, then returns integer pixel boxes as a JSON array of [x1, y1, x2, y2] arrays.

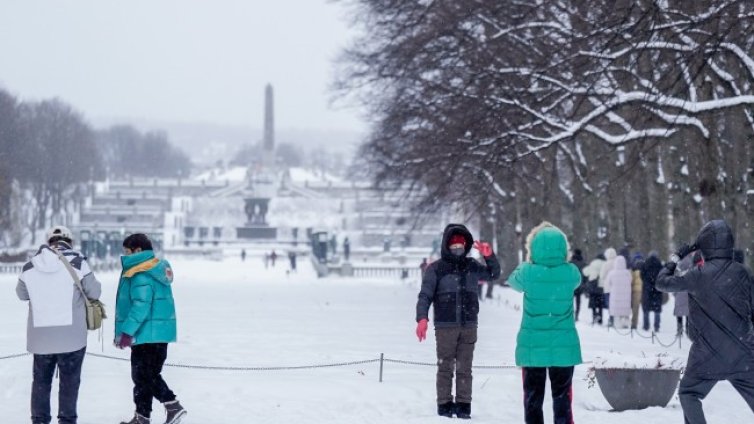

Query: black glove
[[675, 243, 695, 261], [664, 261, 677, 273]]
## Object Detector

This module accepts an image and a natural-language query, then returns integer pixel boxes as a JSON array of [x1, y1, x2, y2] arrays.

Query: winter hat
[[47, 225, 73, 243], [448, 234, 467, 249]]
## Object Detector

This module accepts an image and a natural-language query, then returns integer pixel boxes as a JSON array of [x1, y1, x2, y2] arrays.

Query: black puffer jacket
[[640, 255, 664, 312], [657, 220, 754, 379], [416, 224, 501, 328]]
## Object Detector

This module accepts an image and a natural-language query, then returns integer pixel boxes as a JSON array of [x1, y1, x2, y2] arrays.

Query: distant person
[[264, 253, 270, 269], [600, 248, 618, 326], [270, 250, 278, 267], [640, 252, 664, 332], [343, 237, 351, 262], [415, 224, 500, 419], [419, 257, 429, 277], [630, 253, 644, 329], [241, 249, 246, 262], [657, 220, 754, 423], [605, 256, 632, 328], [115, 234, 186, 424], [582, 253, 606, 325], [16, 226, 102, 424], [508, 222, 582, 424], [570, 248, 587, 321], [288, 251, 297, 272]]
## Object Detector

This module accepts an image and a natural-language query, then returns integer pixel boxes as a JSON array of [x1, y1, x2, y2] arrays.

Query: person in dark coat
[[415, 224, 501, 419], [570, 248, 587, 321], [582, 253, 606, 325], [640, 253, 664, 332], [657, 220, 754, 423]]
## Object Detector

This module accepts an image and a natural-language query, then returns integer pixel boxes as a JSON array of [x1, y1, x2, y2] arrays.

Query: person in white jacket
[[582, 254, 606, 325], [605, 256, 633, 328], [16, 226, 102, 424], [599, 248, 618, 326]]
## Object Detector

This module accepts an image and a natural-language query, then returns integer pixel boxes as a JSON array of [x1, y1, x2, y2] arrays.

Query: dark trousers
[[643, 310, 661, 331], [522, 366, 575, 424], [32, 347, 86, 424], [435, 327, 477, 404], [131, 343, 176, 418], [679, 372, 754, 424]]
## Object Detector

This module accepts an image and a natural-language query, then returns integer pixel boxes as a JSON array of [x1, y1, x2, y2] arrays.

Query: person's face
[[123, 247, 143, 255]]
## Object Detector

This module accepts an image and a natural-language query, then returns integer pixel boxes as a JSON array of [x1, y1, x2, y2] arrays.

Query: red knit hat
[[448, 234, 467, 248]]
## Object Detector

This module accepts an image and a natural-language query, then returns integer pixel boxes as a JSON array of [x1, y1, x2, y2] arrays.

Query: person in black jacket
[[415, 224, 501, 419], [571, 248, 587, 321], [640, 253, 664, 332], [657, 220, 754, 424]]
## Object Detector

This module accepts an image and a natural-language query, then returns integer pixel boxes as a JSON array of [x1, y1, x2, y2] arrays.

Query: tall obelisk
[[264, 84, 275, 152]]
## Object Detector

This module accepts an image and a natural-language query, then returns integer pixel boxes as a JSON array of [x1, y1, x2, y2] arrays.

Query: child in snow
[[415, 224, 500, 419], [507, 222, 582, 424]]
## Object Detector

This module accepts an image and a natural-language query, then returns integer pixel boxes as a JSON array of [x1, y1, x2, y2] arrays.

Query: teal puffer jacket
[[507, 223, 583, 367], [115, 251, 177, 345]]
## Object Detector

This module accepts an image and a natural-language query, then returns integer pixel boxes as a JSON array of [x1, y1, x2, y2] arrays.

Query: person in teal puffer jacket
[[507, 222, 582, 424], [115, 234, 187, 424]]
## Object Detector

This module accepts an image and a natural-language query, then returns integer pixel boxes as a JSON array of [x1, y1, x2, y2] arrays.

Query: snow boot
[[163, 400, 187, 424], [437, 402, 454, 418], [120, 413, 150, 424], [456, 402, 471, 419]]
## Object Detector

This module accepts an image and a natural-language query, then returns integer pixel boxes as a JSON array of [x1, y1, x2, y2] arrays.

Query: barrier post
[[379, 353, 384, 383]]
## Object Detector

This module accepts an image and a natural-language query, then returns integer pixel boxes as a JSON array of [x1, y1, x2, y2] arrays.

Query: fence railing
[[351, 266, 421, 279], [0, 351, 518, 382]]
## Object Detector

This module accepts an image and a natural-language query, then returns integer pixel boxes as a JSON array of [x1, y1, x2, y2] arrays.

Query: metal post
[[651, 332, 655, 344], [679, 335, 682, 350], [379, 353, 384, 383]]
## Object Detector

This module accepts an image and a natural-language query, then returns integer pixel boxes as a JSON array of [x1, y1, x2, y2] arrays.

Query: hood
[[604, 248, 617, 261], [526, 222, 569, 267], [121, 250, 173, 285], [644, 254, 662, 270], [613, 255, 627, 271], [440, 224, 474, 262], [30, 247, 64, 273], [695, 219, 734, 260]]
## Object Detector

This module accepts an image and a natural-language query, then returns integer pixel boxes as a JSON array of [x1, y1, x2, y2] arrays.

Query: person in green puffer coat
[[507, 222, 582, 424], [115, 234, 187, 424]]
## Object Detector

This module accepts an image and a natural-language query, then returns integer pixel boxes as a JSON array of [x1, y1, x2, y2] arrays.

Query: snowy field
[[1, 258, 749, 423]]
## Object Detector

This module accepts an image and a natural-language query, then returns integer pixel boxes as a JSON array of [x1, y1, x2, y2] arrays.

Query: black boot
[[163, 400, 187, 424], [456, 402, 471, 419], [437, 402, 455, 418], [120, 413, 150, 424]]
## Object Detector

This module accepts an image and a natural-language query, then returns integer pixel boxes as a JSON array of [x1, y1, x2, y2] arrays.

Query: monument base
[[236, 226, 278, 240]]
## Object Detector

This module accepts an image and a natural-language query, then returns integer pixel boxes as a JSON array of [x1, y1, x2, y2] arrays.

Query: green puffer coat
[[115, 250, 177, 345], [507, 223, 582, 367]]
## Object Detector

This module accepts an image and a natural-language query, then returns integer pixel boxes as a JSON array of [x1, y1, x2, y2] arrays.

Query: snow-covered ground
[[1, 258, 749, 423]]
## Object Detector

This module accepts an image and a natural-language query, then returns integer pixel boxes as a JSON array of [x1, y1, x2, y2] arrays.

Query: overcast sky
[[0, 0, 365, 133]]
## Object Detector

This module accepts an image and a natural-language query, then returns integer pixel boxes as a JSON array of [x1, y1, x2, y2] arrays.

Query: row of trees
[[338, 0, 754, 273], [0, 88, 191, 246]]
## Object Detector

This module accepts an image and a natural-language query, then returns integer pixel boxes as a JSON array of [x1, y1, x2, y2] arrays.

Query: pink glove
[[474, 241, 493, 257], [115, 334, 133, 349], [416, 319, 428, 342]]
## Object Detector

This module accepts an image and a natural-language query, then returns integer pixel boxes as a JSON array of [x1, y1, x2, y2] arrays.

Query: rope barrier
[[0, 352, 31, 360]]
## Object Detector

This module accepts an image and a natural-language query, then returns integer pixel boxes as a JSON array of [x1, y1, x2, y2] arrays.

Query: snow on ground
[[1, 258, 749, 423]]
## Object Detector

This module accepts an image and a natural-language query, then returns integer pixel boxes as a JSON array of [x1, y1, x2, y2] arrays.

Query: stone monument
[[236, 84, 279, 240]]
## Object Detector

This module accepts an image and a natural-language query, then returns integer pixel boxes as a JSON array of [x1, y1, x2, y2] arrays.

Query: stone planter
[[595, 368, 681, 411]]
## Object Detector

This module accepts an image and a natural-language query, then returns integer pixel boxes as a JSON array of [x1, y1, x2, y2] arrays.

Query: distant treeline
[[0, 88, 191, 245]]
